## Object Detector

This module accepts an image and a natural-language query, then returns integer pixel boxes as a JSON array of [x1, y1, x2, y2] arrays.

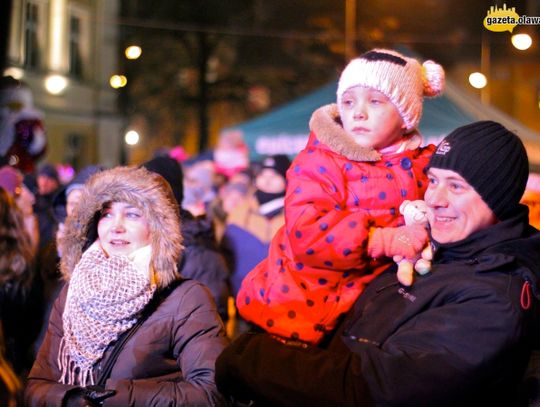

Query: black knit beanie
[[428, 121, 529, 220]]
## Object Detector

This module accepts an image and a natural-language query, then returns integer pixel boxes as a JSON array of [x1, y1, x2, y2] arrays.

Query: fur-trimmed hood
[[59, 166, 183, 289], [308, 103, 381, 162]]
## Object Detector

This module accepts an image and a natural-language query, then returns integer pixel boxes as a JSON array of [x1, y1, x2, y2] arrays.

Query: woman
[[25, 166, 229, 406], [0, 186, 41, 378]]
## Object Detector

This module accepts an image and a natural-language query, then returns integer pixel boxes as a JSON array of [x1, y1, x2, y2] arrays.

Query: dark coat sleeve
[[216, 284, 530, 407], [24, 284, 80, 406]]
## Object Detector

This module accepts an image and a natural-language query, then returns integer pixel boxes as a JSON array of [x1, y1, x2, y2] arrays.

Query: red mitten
[[368, 225, 428, 259]]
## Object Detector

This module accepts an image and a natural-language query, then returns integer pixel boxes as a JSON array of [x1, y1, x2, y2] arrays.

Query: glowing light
[[44, 75, 68, 94], [125, 45, 142, 60], [49, 0, 67, 70], [109, 75, 127, 89], [125, 130, 140, 145], [469, 72, 487, 89], [511, 33, 532, 50], [3, 67, 24, 79]]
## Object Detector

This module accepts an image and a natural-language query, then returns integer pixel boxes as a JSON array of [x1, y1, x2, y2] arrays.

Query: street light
[[44, 74, 68, 95], [125, 45, 142, 60], [469, 72, 488, 89], [511, 33, 532, 50], [124, 130, 140, 146]]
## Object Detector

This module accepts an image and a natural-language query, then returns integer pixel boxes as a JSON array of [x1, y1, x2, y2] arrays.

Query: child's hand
[[368, 225, 428, 259]]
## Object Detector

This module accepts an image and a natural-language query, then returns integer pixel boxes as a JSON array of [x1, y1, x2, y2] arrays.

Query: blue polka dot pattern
[[306, 248, 314, 255], [282, 285, 289, 293], [266, 319, 274, 327], [386, 173, 394, 180], [401, 189, 408, 197], [294, 186, 302, 194], [288, 310, 296, 318], [326, 235, 334, 243], [294, 165, 301, 173], [385, 161, 393, 168], [276, 258, 283, 266], [318, 166, 327, 174], [361, 175, 368, 183], [245, 296, 251, 304], [379, 191, 386, 200], [344, 162, 353, 171], [389, 207, 396, 215], [400, 157, 412, 170], [313, 139, 320, 145], [318, 278, 328, 285], [323, 261, 333, 267], [334, 204, 342, 210], [346, 281, 354, 288], [349, 221, 357, 228], [320, 223, 328, 231], [295, 230, 302, 238], [259, 288, 265, 297], [296, 262, 304, 270], [307, 299, 314, 307], [343, 248, 351, 256]]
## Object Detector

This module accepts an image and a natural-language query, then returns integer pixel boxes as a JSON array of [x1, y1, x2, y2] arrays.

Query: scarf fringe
[[58, 335, 95, 386]]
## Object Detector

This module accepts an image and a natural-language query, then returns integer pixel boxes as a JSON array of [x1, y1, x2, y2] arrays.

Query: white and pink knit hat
[[337, 49, 445, 132]]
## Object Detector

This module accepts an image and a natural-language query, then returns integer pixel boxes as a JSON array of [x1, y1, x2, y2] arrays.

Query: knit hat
[[38, 163, 59, 182], [142, 156, 184, 207], [0, 165, 22, 196], [336, 49, 445, 132], [428, 121, 529, 220], [260, 154, 291, 179]]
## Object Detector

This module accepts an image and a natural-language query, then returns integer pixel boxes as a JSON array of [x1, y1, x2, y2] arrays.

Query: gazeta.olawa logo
[[484, 4, 540, 32]]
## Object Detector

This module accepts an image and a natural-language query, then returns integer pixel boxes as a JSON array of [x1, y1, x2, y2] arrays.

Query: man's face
[[37, 175, 59, 195], [425, 168, 497, 244], [255, 168, 286, 194]]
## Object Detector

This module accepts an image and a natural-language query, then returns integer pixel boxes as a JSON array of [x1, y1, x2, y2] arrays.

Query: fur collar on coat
[[309, 103, 381, 162], [59, 166, 183, 289]]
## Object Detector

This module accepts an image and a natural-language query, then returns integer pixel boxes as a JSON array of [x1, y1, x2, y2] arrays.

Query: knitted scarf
[[58, 242, 156, 386]]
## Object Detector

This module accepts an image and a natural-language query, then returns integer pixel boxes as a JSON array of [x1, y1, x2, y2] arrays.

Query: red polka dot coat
[[237, 104, 435, 344]]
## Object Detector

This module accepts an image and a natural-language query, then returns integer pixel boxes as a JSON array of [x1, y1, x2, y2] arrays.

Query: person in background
[[182, 160, 217, 217], [26, 166, 228, 406], [143, 156, 231, 322], [236, 49, 443, 345], [522, 172, 540, 229], [0, 322, 22, 407], [223, 154, 291, 299], [0, 187, 42, 379], [0, 165, 39, 253], [216, 120, 540, 407], [34, 163, 60, 252]]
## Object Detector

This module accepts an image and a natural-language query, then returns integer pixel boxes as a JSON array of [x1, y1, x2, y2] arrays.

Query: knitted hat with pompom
[[337, 49, 445, 132]]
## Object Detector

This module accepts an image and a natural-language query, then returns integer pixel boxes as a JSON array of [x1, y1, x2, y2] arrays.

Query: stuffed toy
[[394, 199, 433, 286]]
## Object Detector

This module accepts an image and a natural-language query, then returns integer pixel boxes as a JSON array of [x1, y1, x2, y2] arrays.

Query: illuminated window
[[24, 1, 41, 68], [68, 6, 90, 80]]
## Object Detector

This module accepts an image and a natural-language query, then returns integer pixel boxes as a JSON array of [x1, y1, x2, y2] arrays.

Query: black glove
[[63, 386, 116, 407], [84, 386, 116, 403]]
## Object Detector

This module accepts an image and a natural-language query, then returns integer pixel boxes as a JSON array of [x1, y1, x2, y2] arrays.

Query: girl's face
[[339, 86, 405, 150], [97, 201, 151, 257]]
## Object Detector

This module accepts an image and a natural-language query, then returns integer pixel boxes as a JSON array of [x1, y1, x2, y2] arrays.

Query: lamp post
[[345, 0, 356, 61]]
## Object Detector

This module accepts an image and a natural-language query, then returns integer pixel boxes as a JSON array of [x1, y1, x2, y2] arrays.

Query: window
[[24, 1, 41, 68], [68, 5, 90, 80]]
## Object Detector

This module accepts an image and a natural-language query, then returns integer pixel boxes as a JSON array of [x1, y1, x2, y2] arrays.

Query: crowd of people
[[0, 48, 539, 406]]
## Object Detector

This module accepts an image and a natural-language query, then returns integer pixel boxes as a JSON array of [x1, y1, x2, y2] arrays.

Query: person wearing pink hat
[[236, 49, 445, 345]]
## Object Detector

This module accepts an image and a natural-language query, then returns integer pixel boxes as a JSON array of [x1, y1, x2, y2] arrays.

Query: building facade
[[5, 0, 123, 169]]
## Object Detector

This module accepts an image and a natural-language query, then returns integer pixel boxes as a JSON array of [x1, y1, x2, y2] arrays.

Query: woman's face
[[97, 201, 151, 257]]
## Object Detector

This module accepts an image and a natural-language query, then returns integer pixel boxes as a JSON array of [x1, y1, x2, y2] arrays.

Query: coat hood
[[59, 166, 183, 288], [308, 103, 381, 162]]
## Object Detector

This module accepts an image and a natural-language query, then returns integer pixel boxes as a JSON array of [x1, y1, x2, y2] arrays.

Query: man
[[215, 121, 540, 406]]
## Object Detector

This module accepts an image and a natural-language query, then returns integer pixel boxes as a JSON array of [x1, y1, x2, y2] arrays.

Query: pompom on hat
[[337, 49, 445, 132]]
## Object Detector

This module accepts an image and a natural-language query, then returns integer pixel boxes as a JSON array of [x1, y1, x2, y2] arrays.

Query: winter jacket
[[223, 196, 285, 297], [26, 279, 229, 406], [180, 210, 230, 321], [25, 167, 229, 406], [215, 206, 540, 407], [237, 104, 435, 343]]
